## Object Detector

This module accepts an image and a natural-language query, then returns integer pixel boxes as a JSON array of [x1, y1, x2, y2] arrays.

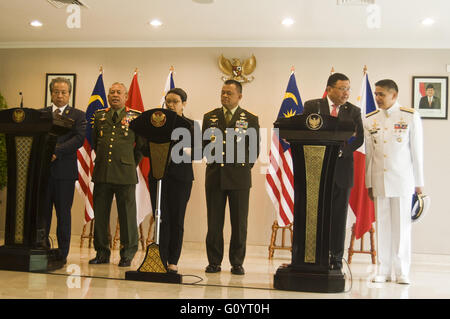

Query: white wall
[[0, 47, 449, 255]]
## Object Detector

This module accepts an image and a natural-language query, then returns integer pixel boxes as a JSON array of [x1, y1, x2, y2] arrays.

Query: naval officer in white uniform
[[364, 79, 424, 285]]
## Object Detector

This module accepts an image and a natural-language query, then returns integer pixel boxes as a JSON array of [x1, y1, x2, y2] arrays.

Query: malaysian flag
[[76, 71, 108, 223], [348, 70, 376, 238], [265, 71, 304, 226]]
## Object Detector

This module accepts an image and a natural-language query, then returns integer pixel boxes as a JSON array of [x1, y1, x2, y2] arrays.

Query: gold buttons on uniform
[[108, 159, 112, 163], [221, 164, 224, 167], [222, 152, 225, 155]]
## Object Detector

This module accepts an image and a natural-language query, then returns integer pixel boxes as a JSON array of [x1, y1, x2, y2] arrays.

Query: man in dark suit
[[303, 73, 364, 271], [42, 77, 86, 264], [419, 84, 440, 109], [89, 82, 143, 267], [202, 79, 260, 275]]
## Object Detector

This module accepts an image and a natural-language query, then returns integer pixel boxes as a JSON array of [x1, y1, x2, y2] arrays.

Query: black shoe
[[205, 264, 221, 273], [89, 256, 110, 264], [231, 265, 245, 275], [118, 258, 132, 267]]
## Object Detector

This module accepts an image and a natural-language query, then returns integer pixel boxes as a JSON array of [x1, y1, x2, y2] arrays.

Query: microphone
[[19, 92, 23, 108]]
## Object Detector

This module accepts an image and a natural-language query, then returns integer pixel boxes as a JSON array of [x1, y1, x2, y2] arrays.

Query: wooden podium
[[0, 108, 73, 272], [273, 113, 354, 293]]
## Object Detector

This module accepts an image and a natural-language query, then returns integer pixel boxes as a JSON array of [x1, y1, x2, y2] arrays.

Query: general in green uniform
[[89, 82, 143, 267], [202, 80, 260, 275]]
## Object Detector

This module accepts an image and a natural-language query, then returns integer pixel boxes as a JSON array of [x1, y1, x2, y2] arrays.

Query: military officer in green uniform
[[202, 79, 260, 275], [89, 82, 143, 267]]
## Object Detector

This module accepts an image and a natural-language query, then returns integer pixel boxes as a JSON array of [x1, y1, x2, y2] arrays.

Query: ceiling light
[[422, 18, 435, 26], [149, 19, 162, 27], [282, 18, 294, 27], [30, 20, 43, 27], [192, 0, 214, 3]]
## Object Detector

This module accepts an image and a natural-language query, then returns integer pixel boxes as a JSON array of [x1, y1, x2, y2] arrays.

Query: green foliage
[[0, 91, 7, 190]]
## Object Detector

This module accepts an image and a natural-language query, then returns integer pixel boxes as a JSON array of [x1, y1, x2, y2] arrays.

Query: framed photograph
[[44, 73, 77, 108], [412, 76, 448, 119]]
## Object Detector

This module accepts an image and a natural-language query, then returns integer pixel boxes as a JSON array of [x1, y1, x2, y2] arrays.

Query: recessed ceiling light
[[282, 18, 294, 27], [192, 0, 214, 3], [149, 19, 162, 27], [30, 20, 43, 27], [422, 18, 435, 26]]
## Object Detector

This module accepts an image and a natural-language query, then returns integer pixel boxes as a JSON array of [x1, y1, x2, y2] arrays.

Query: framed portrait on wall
[[44, 73, 77, 108], [412, 76, 448, 119]]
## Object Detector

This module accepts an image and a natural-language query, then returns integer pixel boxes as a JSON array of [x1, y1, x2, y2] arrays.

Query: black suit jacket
[[419, 95, 440, 109], [202, 106, 260, 190], [303, 98, 363, 189], [43, 106, 87, 180]]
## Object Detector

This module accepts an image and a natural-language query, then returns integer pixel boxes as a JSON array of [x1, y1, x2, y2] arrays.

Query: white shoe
[[396, 276, 411, 285], [371, 275, 392, 283]]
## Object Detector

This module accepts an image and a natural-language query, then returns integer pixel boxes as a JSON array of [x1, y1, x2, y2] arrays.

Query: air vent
[[47, 0, 89, 9], [337, 0, 375, 5]]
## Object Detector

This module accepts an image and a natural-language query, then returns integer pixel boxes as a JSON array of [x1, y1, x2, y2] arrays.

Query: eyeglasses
[[332, 86, 351, 92], [52, 90, 69, 95]]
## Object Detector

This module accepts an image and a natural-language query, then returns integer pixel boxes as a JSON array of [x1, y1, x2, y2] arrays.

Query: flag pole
[[99, 65, 103, 74], [134, 67, 138, 75], [363, 65, 367, 75], [330, 66, 335, 74], [290, 65, 295, 74]]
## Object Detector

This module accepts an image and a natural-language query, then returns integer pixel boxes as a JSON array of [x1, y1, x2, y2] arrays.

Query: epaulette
[[400, 107, 415, 114], [365, 109, 380, 118], [126, 108, 141, 114]]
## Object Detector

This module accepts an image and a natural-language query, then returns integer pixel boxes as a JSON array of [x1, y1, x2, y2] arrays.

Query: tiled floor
[[0, 241, 450, 299]]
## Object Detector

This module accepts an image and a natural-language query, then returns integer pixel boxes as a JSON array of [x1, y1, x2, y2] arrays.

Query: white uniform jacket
[[364, 102, 424, 197]]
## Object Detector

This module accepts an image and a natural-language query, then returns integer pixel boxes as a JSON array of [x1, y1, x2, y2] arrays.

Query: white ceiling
[[0, 0, 449, 48]]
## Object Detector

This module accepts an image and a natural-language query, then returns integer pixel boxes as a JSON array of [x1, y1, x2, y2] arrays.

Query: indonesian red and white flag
[[126, 72, 152, 225], [348, 71, 376, 239]]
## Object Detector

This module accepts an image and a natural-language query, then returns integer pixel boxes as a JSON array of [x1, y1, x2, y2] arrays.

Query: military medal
[[100, 130, 103, 137], [397, 137, 402, 142]]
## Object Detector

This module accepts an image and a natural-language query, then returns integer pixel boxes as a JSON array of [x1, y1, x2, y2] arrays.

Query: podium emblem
[[12, 109, 25, 123], [151, 111, 167, 128], [306, 113, 323, 131]]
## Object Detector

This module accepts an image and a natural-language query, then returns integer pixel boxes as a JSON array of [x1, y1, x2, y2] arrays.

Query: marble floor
[[1, 241, 450, 299]]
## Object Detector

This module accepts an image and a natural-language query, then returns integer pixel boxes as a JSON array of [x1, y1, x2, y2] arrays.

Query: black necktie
[[112, 111, 118, 123]]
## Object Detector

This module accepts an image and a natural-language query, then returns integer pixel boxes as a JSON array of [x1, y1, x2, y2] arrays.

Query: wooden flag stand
[[347, 223, 376, 264], [268, 221, 293, 259]]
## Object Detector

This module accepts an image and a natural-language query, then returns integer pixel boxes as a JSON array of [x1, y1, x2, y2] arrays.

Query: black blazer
[[43, 106, 87, 180], [143, 116, 198, 183], [303, 98, 364, 189], [419, 95, 440, 109]]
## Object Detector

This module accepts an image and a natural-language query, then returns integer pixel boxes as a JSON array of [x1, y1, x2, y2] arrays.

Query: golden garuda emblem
[[151, 111, 166, 128], [306, 114, 323, 131], [12, 109, 25, 123], [219, 54, 256, 83]]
